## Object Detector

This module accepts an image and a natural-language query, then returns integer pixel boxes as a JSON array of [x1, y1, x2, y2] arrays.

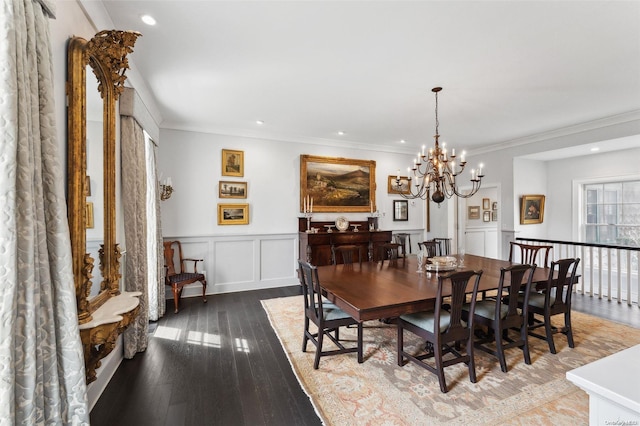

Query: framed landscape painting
[[300, 154, 376, 213], [388, 175, 410, 195], [219, 181, 247, 199], [221, 149, 244, 177], [218, 203, 249, 225]]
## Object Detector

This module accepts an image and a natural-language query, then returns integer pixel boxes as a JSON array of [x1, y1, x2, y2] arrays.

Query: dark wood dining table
[[316, 254, 553, 322]]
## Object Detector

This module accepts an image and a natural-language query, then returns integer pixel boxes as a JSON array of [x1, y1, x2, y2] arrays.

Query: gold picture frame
[[388, 175, 410, 194], [468, 205, 481, 220], [300, 154, 376, 213], [520, 194, 545, 224], [85, 202, 94, 228], [219, 181, 247, 199], [218, 203, 249, 225], [483, 198, 490, 210], [222, 149, 244, 177]]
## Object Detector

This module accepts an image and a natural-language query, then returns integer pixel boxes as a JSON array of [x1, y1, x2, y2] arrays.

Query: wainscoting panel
[[165, 233, 299, 298]]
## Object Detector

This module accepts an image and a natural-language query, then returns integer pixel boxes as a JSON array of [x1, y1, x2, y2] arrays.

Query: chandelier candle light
[[397, 87, 484, 203]]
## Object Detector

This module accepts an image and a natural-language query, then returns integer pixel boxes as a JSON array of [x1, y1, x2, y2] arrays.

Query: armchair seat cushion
[[167, 272, 204, 285], [400, 311, 451, 333], [519, 292, 555, 309], [464, 300, 508, 320]]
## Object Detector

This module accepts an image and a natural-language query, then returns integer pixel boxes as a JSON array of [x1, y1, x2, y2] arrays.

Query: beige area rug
[[261, 296, 640, 425]]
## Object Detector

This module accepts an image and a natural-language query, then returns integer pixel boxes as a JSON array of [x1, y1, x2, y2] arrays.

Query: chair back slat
[[436, 270, 483, 336], [545, 257, 581, 309], [298, 260, 323, 321], [509, 241, 552, 268], [502, 263, 536, 318], [433, 238, 452, 256], [417, 241, 439, 258]]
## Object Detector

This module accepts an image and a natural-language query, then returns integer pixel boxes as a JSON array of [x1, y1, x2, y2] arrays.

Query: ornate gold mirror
[[67, 30, 141, 383]]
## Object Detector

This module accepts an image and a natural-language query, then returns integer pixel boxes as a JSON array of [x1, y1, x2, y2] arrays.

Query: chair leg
[[467, 337, 477, 384], [494, 327, 508, 373], [521, 324, 531, 365], [302, 317, 310, 352], [314, 329, 323, 369], [565, 311, 575, 348], [201, 280, 207, 303], [544, 313, 557, 354], [172, 285, 180, 313], [397, 326, 404, 367], [434, 344, 448, 393], [357, 323, 364, 363]]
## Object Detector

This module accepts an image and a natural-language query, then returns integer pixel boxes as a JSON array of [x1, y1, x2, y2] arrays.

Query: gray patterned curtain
[[0, 0, 89, 423], [121, 116, 151, 357]]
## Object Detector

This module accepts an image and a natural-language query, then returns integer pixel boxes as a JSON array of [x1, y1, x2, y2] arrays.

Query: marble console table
[[566, 344, 640, 425]]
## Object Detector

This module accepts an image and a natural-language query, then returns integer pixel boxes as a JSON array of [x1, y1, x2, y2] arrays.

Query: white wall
[[513, 158, 548, 238], [158, 128, 423, 294], [546, 147, 640, 241]]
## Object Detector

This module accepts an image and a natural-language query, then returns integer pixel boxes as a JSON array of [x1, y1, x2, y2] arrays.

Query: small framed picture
[[483, 211, 491, 222], [492, 201, 498, 210], [222, 149, 244, 177], [393, 200, 408, 221], [491, 211, 498, 221], [520, 194, 545, 224], [468, 206, 480, 220], [482, 198, 490, 210], [388, 175, 410, 195], [85, 202, 94, 228], [219, 181, 247, 199], [218, 203, 249, 225]]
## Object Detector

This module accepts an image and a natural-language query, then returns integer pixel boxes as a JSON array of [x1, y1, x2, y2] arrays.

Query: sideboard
[[298, 217, 392, 266]]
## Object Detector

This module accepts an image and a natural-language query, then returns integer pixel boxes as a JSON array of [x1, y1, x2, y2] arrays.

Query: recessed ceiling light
[[141, 15, 156, 26], [256, 120, 264, 125], [590, 147, 600, 152], [400, 139, 406, 144], [337, 131, 345, 136]]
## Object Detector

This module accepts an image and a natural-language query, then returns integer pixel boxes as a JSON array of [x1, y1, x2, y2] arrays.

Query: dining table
[[316, 254, 554, 322]]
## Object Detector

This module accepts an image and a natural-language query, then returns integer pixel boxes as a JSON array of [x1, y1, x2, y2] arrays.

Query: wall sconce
[[160, 177, 173, 201]]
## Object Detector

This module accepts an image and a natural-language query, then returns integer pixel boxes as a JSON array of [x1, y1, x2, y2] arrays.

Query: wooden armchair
[[163, 240, 207, 313]]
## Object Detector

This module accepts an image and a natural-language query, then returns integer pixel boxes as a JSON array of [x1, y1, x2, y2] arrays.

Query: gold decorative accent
[[85, 30, 141, 100], [67, 31, 140, 383]]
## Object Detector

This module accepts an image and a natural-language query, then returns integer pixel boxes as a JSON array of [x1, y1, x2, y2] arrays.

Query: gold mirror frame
[[67, 31, 140, 382]]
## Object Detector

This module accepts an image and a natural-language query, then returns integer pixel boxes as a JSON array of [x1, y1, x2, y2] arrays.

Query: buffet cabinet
[[298, 217, 392, 266]]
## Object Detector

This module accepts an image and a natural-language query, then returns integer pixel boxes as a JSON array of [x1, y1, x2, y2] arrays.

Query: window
[[583, 180, 640, 246]]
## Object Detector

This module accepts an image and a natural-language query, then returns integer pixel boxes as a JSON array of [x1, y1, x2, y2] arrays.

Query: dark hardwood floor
[[90, 286, 639, 426]]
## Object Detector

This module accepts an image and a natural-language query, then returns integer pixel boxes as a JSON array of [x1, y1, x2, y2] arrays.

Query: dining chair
[[163, 240, 207, 313], [394, 233, 411, 257], [463, 263, 536, 372], [433, 238, 452, 256], [332, 244, 362, 265], [417, 240, 439, 259], [396, 269, 483, 393], [298, 260, 363, 369], [520, 257, 580, 354], [508, 241, 553, 268], [379, 242, 402, 265]]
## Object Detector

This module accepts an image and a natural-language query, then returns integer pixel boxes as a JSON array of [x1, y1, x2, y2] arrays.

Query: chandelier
[[397, 87, 484, 203]]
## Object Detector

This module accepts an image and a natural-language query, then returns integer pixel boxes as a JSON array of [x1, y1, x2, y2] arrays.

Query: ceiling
[[84, 1, 640, 155]]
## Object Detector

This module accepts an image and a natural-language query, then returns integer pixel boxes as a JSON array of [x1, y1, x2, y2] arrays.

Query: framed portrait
[[393, 200, 408, 221], [300, 154, 376, 213], [492, 201, 498, 210], [85, 202, 94, 228], [218, 203, 249, 225], [491, 211, 498, 221], [520, 194, 545, 224], [388, 175, 410, 195], [219, 181, 247, 199], [483, 198, 490, 210], [468, 205, 480, 220], [222, 149, 244, 177], [483, 211, 491, 222]]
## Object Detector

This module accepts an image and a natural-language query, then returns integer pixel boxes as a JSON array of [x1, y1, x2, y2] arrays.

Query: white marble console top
[[567, 344, 640, 415], [78, 291, 142, 330]]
